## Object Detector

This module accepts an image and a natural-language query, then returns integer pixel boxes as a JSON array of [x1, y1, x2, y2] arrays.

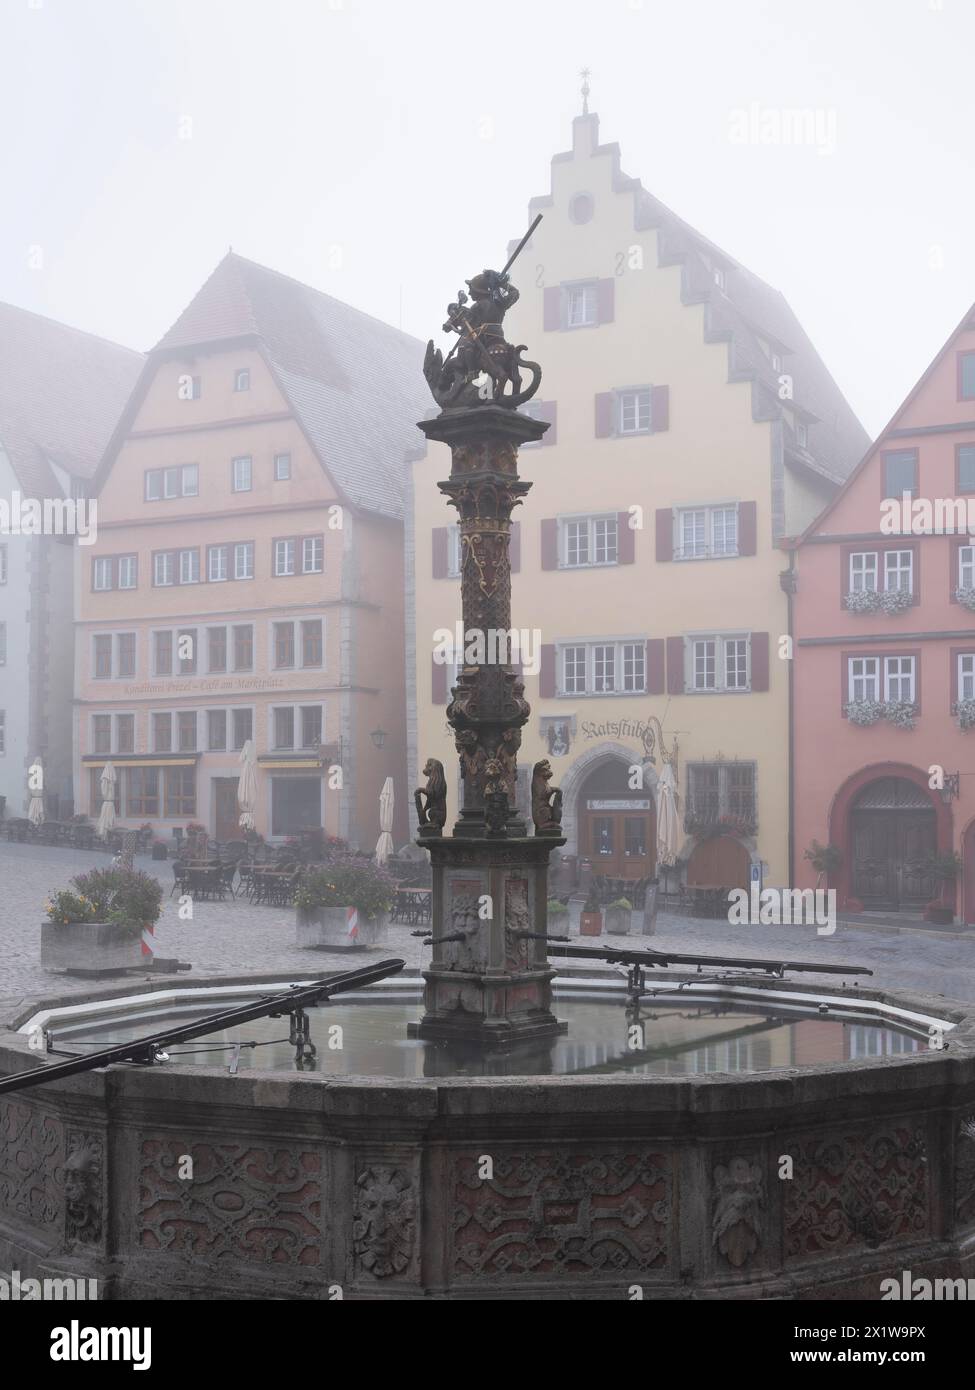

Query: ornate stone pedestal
[[410, 836, 566, 1047]]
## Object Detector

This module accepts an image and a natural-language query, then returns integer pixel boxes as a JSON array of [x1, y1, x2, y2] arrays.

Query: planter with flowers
[[955, 587, 975, 613], [294, 859, 394, 951], [605, 897, 633, 936], [579, 891, 603, 937], [954, 699, 975, 732], [42, 868, 163, 974], [844, 700, 917, 730], [844, 589, 913, 615]]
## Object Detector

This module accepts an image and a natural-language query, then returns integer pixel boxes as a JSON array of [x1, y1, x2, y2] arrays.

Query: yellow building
[[409, 110, 867, 893]]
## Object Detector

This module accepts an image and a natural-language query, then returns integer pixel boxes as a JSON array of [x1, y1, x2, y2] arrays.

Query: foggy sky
[[1, 0, 973, 438]]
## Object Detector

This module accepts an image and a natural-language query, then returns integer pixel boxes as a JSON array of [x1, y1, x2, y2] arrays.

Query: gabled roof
[[522, 113, 869, 490], [0, 302, 142, 499], [796, 298, 975, 544], [100, 253, 428, 521]]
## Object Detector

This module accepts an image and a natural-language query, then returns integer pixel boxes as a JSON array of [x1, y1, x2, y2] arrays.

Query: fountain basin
[[2, 970, 974, 1300]]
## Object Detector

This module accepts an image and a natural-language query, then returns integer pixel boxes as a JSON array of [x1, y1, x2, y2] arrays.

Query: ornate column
[[412, 255, 565, 1048]]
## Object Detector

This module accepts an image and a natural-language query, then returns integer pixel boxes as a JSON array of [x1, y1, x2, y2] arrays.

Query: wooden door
[[852, 810, 936, 908], [214, 778, 240, 843], [685, 835, 751, 891], [584, 805, 656, 880]]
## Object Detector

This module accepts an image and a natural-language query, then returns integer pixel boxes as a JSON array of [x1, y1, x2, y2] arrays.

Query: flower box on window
[[844, 699, 916, 730], [955, 587, 975, 613], [844, 589, 912, 615]]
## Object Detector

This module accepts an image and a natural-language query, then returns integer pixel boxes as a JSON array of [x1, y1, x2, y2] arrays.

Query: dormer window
[[771, 352, 783, 373], [234, 368, 251, 392], [796, 421, 808, 448], [713, 267, 726, 292]]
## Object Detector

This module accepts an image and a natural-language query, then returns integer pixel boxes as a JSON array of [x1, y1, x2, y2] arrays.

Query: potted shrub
[[151, 838, 169, 861], [923, 851, 962, 925], [803, 839, 842, 889], [605, 896, 633, 936], [579, 891, 602, 937], [42, 868, 162, 974], [294, 858, 395, 951]]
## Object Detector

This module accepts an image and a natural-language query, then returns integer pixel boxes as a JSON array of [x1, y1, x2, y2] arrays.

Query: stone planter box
[[40, 921, 144, 975], [296, 907, 388, 951], [605, 906, 632, 936]]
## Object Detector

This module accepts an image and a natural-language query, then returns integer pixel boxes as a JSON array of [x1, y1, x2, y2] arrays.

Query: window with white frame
[[274, 453, 291, 480], [566, 283, 597, 328], [208, 545, 229, 582], [301, 535, 324, 574], [176, 710, 198, 752], [178, 549, 200, 585], [145, 464, 198, 502], [884, 550, 913, 594], [618, 389, 651, 434], [687, 635, 750, 692], [207, 626, 227, 673], [207, 709, 227, 751], [92, 712, 135, 755], [153, 548, 199, 586], [234, 541, 254, 579], [273, 539, 296, 576], [234, 368, 250, 392], [232, 456, 253, 492], [92, 554, 137, 591], [561, 515, 619, 568], [560, 641, 646, 695], [272, 618, 323, 670], [232, 708, 253, 751], [959, 653, 975, 702], [675, 505, 739, 560], [959, 545, 975, 590], [884, 655, 915, 704], [206, 539, 253, 580], [849, 552, 878, 592]]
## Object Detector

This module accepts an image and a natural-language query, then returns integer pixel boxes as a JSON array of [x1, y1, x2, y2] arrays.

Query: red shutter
[[509, 521, 521, 573], [617, 512, 635, 563], [432, 526, 448, 578], [655, 508, 673, 561], [751, 632, 770, 691], [738, 501, 757, 556], [543, 286, 562, 331], [646, 639, 665, 694], [536, 400, 558, 445], [597, 278, 615, 324], [651, 385, 669, 431], [541, 518, 559, 570], [540, 644, 556, 697], [595, 392, 614, 438], [666, 637, 685, 694], [432, 655, 448, 705]]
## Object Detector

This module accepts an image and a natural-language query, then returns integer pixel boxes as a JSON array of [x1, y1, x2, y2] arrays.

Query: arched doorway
[[577, 759, 656, 881], [685, 835, 751, 892], [849, 776, 937, 910]]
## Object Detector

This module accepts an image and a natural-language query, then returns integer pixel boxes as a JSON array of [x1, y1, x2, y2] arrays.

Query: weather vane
[[580, 67, 591, 115]]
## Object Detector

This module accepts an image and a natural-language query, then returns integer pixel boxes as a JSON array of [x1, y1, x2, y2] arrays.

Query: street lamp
[[939, 772, 961, 804], [370, 727, 387, 750]]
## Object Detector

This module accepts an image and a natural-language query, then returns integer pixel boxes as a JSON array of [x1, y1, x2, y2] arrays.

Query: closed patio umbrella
[[655, 761, 680, 869], [96, 761, 117, 839], [375, 776, 395, 865], [237, 740, 258, 831], [26, 757, 45, 827]]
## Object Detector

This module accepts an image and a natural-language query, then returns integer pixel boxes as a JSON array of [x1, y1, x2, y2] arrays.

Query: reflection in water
[[57, 997, 926, 1080]]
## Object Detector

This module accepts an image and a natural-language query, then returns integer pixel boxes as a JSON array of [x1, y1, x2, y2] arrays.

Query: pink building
[[792, 303, 975, 922]]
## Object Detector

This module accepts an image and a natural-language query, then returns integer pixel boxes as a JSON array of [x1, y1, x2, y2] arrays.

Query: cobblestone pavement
[[3, 841, 975, 1021]]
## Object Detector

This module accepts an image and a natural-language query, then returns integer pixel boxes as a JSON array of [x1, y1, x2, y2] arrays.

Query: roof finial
[[579, 67, 591, 116]]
